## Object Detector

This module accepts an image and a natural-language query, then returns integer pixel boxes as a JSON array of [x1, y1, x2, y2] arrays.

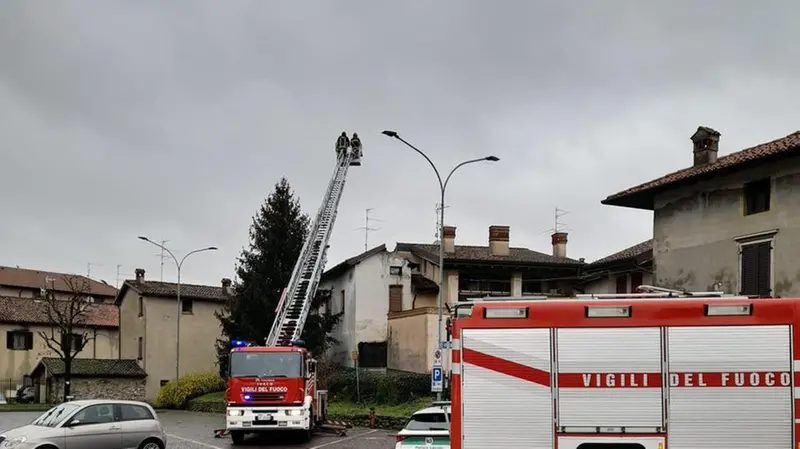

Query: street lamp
[[381, 130, 499, 400], [138, 236, 218, 386]]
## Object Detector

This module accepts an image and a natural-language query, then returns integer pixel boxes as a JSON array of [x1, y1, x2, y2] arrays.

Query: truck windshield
[[230, 352, 302, 378]]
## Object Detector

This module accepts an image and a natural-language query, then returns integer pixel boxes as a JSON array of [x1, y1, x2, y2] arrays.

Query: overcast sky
[[2, 1, 799, 287]]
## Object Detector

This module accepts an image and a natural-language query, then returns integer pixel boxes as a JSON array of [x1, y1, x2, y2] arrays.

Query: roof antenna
[[356, 208, 382, 251]]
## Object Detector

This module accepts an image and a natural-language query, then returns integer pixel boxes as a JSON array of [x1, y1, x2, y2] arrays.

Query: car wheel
[[138, 438, 164, 449], [230, 430, 246, 445]]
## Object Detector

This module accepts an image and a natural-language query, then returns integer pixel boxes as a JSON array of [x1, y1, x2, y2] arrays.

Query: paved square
[[0, 410, 398, 449]]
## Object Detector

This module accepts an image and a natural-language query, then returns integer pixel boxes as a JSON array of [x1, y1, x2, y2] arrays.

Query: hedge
[[156, 372, 226, 409], [325, 368, 430, 405]]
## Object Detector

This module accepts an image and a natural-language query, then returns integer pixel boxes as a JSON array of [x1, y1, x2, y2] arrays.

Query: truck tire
[[230, 431, 245, 445]]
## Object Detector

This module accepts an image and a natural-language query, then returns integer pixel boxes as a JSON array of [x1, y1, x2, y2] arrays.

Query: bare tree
[[38, 274, 97, 401]]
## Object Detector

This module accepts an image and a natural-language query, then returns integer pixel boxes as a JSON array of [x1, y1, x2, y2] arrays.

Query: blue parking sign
[[431, 366, 443, 392]]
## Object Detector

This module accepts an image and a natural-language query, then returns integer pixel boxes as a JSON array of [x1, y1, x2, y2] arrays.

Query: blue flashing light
[[243, 394, 252, 401], [231, 340, 248, 347], [290, 339, 306, 348]]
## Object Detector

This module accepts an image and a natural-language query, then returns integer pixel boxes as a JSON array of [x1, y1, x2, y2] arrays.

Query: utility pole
[[357, 208, 382, 250]]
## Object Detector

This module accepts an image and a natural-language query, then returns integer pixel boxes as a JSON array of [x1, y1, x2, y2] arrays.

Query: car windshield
[[230, 352, 302, 378], [404, 412, 451, 431], [31, 403, 81, 427]]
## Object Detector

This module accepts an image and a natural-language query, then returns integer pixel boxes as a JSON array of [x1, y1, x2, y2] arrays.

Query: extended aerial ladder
[[265, 132, 362, 347]]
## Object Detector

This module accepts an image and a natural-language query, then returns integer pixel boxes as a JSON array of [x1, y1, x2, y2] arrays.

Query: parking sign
[[431, 366, 443, 393]]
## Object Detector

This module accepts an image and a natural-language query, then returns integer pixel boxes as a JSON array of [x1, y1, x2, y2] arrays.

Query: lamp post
[[381, 130, 499, 400], [138, 236, 218, 386]]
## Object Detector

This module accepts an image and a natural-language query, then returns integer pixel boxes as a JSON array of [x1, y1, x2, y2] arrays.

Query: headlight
[[3, 436, 27, 447], [227, 409, 243, 416], [286, 409, 303, 416]]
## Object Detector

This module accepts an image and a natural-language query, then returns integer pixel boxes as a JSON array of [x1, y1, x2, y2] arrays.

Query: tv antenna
[[153, 239, 169, 281], [116, 264, 124, 289], [541, 207, 571, 234], [87, 262, 104, 279], [434, 203, 451, 242], [357, 208, 382, 251]]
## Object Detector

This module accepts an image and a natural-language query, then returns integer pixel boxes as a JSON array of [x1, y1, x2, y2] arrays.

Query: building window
[[61, 333, 84, 351], [340, 289, 345, 314], [389, 285, 403, 312], [389, 266, 402, 276], [630, 271, 644, 293], [138, 296, 144, 317], [615, 275, 628, 294], [6, 330, 33, 351], [181, 298, 193, 314], [137, 337, 143, 360], [744, 178, 771, 215], [740, 239, 772, 297]]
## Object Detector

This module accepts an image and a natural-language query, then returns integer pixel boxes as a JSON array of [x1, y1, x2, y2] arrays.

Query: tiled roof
[[0, 296, 118, 328], [589, 239, 653, 266], [397, 243, 582, 265], [0, 266, 117, 297], [34, 358, 146, 378], [322, 244, 387, 280], [116, 279, 227, 305], [602, 131, 800, 209]]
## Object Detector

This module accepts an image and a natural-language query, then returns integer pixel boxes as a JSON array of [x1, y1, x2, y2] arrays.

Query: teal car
[[395, 402, 450, 448]]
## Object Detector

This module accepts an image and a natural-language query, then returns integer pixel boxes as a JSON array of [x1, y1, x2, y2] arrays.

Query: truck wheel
[[230, 431, 245, 445]]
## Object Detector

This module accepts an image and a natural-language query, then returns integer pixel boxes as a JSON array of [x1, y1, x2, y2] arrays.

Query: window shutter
[[756, 241, 772, 297], [740, 244, 759, 295], [389, 285, 403, 312], [6, 331, 13, 350], [24, 332, 34, 350]]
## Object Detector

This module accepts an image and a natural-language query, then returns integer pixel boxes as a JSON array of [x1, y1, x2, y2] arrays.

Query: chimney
[[221, 278, 233, 295], [488, 225, 510, 257], [442, 226, 456, 253], [691, 126, 721, 166], [134, 268, 145, 284], [551, 232, 568, 258]]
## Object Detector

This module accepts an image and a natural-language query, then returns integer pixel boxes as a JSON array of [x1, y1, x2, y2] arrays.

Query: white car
[[395, 402, 450, 448]]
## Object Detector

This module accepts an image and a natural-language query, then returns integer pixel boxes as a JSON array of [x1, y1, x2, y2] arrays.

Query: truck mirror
[[308, 360, 317, 374]]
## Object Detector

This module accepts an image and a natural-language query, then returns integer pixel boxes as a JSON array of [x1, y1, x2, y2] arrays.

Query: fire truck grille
[[249, 393, 285, 402]]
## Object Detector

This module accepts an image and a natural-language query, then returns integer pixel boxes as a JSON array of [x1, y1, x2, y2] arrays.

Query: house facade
[[603, 126, 800, 297], [116, 268, 229, 401], [319, 225, 585, 374], [0, 295, 119, 399]]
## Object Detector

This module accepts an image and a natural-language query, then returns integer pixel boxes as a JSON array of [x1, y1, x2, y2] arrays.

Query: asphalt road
[[0, 410, 398, 449]]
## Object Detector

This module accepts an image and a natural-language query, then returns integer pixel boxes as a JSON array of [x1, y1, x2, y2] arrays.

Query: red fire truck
[[450, 288, 800, 449]]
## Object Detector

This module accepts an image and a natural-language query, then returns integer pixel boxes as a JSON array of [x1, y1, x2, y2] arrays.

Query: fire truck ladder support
[[266, 144, 358, 347]]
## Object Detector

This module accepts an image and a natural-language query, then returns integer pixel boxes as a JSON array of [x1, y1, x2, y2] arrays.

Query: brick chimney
[[442, 226, 456, 253], [551, 232, 568, 258], [488, 225, 510, 257], [691, 126, 721, 166], [135, 268, 145, 284], [221, 278, 233, 295]]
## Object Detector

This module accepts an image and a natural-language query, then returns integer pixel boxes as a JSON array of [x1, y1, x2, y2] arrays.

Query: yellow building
[[116, 268, 230, 402]]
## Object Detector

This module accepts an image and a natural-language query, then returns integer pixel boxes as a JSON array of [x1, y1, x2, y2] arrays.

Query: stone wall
[[49, 377, 146, 403]]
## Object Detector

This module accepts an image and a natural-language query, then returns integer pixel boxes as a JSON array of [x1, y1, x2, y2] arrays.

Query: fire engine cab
[[450, 287, 800, 449]]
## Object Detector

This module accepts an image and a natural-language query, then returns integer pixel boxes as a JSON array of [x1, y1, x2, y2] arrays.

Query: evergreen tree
[[215, 177, 342, 375]]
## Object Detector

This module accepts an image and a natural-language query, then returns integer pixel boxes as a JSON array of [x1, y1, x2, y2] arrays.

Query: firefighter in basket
[[336, 132, 350, 157], [350, 133, 362, 158]]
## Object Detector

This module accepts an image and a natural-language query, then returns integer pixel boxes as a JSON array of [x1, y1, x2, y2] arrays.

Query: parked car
[[395, 401, 451, 448], [15, 386, 35, 404], [0, 392, 7, 405], [0, 399, 167, 449]]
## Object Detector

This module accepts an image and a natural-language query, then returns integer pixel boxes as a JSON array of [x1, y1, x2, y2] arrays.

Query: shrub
[[326, 368, 430, 405], [156, 372, 226, 409]]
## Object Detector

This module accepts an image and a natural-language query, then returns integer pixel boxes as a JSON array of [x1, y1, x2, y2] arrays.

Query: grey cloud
[[1, 0, 799, 286]]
